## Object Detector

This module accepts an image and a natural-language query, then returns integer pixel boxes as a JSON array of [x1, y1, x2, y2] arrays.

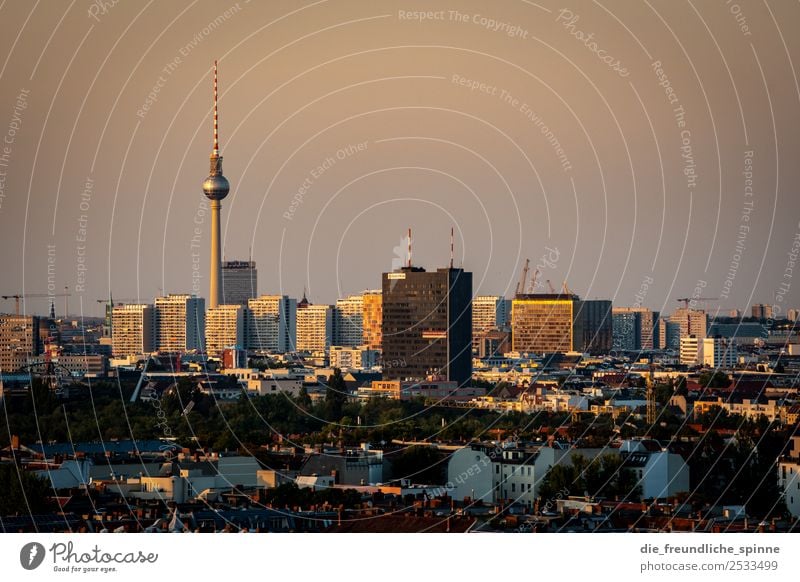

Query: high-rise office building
[[702, 337, 737, 368], [751, 304, 773, 320], [612, 307, 660, 351], [111, 304, 155, 357], [335, 294, 364, 347], [205, 304, 247, 355], [612, 309, 639, 351], [511, 294, 610, 354], [671, 308, 707, 339], [221, 260, 257, 306], [788, 308, 799, 322], [154, 294, 205, 352], [0, 315, 41, 371], [296, 303, 332, 352], [664, 320, 681, 349], [381, 266, 472, 387], [202, 61, 230, 310], [362, 290, 382, 351], [472, 295, 510, 350], [575, 299, 612, 354], [511, 295, 577, 354], [247, 295, 296, 353]]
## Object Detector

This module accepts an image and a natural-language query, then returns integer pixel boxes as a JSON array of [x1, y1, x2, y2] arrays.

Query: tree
[[325, 368, 348, 421], [390, 446, 443, 484], [0, 464, 53, 516], [538, 453, 642, 502], [698, 371, 730, 389]]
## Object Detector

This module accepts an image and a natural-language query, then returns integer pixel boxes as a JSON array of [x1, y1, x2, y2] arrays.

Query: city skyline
[[0, 1, 798, 321]]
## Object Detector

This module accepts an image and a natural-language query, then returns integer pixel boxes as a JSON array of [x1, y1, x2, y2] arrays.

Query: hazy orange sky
[[1, 0, 798, 318]]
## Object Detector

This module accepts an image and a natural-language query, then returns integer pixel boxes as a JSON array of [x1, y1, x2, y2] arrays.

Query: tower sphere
[[203, 173, 229, 200]]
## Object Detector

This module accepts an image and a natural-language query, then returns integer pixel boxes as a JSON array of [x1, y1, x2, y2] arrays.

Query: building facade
[[671, 308, 707, 339], [511, 294, 576, 354], [0, 315, 41, 371], [472, 295, 510, 351], [702, 336, 737, 368], [334, 294, 364, 347], [296, 303, 332, 352], [381, 266, 472, 387], [111, 304, 155, 357], [575, 299, 612, 354], [205, 304, 247, 355], [751, 303, 773, 320], [221, 260, 257, 306], [154, 294, 205, 352], [361, 290, 382, 351], [612, 307, 659, 351], [247, 295, 296, 353], [679, 335, 701, 366], [329, 346, 379, 370]]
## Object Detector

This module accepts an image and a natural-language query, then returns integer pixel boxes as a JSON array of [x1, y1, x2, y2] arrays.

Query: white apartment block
[[111, 304, 155, 357], [472, 295, 509, 347], [247, 295, 296, 353], [154, 294, 205, 352], [679, 335, 701, 366], [702, 336, 737, 368], [296, 304, 332, 352], [205, 304, 247, 355], [778, 436, 800, 518], [329, 346, 378, 370], [335, 294, 364, 347]]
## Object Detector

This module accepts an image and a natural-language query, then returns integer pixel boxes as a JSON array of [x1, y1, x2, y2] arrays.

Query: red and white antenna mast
[[407, 228, 412, 268]]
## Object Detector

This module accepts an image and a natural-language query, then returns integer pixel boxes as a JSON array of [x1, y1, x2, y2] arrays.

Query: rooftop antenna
[[213, 60, 219, 157], [450, 227, 454, 269], [407, 228, 412, 268]]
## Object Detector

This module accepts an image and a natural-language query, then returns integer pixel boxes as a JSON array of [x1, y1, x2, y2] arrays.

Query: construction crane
[[515, 259, 530, 297], [526, 269, 540, 294], [2, 292, 70, 316], [546, 279, 556, 294], [676, 297, 717, 309]]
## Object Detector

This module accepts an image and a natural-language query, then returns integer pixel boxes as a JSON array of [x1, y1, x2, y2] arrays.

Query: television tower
[[202, 60, 230, 309]]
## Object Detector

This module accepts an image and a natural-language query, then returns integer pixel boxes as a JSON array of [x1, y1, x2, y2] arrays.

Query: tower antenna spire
[[203, 59, 230, 310], [407, 228, 412, 268], [213, 60, 219, 156], [450, 227, 454, 269]]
